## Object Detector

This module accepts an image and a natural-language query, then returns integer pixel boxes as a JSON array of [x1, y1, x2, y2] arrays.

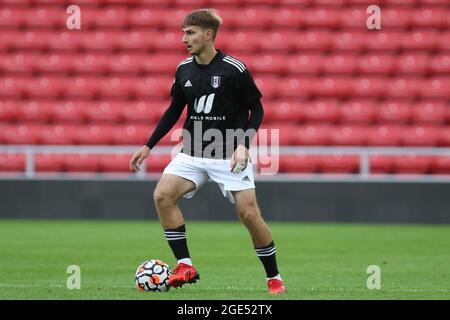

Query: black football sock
[[255, 241, 279, 278], [164, 224, 191, 261]]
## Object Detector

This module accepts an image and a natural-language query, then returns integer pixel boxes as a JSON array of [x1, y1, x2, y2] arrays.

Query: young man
[[129, 9, 286, 294]]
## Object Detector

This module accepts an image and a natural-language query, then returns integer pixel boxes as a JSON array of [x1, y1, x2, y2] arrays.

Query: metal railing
[[1, 145, 450, 182]]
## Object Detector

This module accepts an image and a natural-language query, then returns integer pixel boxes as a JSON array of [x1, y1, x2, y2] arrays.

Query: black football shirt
[[171, 50, 262, 159]]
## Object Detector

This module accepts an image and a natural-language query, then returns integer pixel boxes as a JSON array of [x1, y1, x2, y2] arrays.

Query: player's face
[[182, 26, 209, 56]]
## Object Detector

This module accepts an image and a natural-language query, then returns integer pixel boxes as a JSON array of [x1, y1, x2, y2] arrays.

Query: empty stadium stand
[[0, 0, 449, 175]]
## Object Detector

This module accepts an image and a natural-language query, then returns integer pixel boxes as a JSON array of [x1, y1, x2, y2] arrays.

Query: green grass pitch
[[0, 220, 449, 300]]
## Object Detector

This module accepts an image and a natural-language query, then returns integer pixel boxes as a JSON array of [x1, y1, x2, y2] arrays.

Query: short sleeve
[[237, 69, 262, 107]]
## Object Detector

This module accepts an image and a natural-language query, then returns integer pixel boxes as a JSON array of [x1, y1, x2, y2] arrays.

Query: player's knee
[[237, 204, 260, 225], [153, 188, 176, 208]]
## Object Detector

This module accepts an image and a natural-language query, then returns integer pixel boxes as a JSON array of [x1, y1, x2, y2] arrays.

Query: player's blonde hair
[[183, 9, 223, 40]]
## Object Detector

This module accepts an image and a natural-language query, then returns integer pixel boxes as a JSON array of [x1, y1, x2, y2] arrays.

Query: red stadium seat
[[221, 32, 261, 53], [314, 77, 352, 97], [35, 54, 72, 74], [25, 77, 65, 98], [84, 102, 122, 123], [438, 127, 450, 146], [322, 55, 358, 74], [0, 101, 18, 122], [75, 125, 114, 145], [260, 123, 298, 145], [39, 125, 77, 145], [111, 124, 151, 145], [394, 155, 432, 174], [385, 78, 420, 98], [296, 31, 332, 51], [411, 8, 446, 28], [64, 153, 101, 173], [271, 8, 303, 28], [98, 77, 134, 98], [121, 101, 166, 124], [51, 101, 86, 123], [352, 77, 386, 97], [381, 8, 411, 29], [99, 154, 133, 173], [146, 154, 172, 173], [89, 7, 129, 28], [419, 78, 450, 98], [233, 8, 272, 28], [129, 7, 165, 28], [402, 31, 438, 50], [278, 77, 315, 98], [0, 77, 26, 98], [64, 77, 101, 98], [294, 124, 331, 146], [162, 8, 195, 29], [303, 100, 339, 123], [9, 31, 53, 51], [320, 154, 359, 174], [331, 32, 367, 52], [25, 7, 65, 28], [0, 7, 26, 28], [80, 31, 122, 51], [141, 54, 186, 74], [263, 100, 303, 123], [48, 31, 84, 51], [254, 77, 281, 99], [366, 32, 403, 51], [107, 54, 143, 74], [17, 101, 53, 123], [402, 126, 440, 147], [438, 32, 450, 51], [366, 126, 405, 146], [339, 101, 376, 124], [430, 55, 450, 74], [251, 54, 286, 74], [152, 31, 187, 52], [330, 125, 367, 146], [358, 54, 395, 75], [116, 31, 155, 51], [280, 155, 321, 173], [431, 156, 450, 175], [286, 54, 323, 75], [376, 101, 412, 124], [395, 54, 429, 74], [0, 153, 25, 172], [370, 155, 395, 174], [1, 53, 37, 74], [411, 101, 447, 125], [340, 8, 367, 29], [133, 76, 172, 98], [2, 124, 44, 145], [302, 8, 340, 28], [71, 54, 109, 74], [35, 153, 65, 172], [260, 32, 298, 52]]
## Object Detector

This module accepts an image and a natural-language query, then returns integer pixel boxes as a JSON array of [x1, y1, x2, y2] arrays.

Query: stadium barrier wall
[[1, 178, 449, 223]]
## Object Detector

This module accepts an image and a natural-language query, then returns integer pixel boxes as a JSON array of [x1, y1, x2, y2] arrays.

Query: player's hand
[[231, 144, 249, 174], [130, 145, 150, 173]]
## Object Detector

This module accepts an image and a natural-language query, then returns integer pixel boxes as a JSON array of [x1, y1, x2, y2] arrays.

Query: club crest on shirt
[[211, 76, 221, 89]]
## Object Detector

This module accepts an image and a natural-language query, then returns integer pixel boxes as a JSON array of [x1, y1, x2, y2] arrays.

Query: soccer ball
[[135, 259, 171, 292]]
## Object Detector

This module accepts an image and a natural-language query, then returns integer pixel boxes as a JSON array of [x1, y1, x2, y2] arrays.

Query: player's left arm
[[231, 68, 264, 173], [231, 99, 264, 173]]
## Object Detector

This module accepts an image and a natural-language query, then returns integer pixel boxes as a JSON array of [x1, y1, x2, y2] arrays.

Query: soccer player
[[130, 9, 286, 294]]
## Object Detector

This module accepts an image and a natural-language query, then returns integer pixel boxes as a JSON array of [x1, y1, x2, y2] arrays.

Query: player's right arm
[[129, 75, 186, 173]]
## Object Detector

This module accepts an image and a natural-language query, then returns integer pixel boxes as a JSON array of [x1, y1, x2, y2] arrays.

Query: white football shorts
[[162, 152, 255, 204]]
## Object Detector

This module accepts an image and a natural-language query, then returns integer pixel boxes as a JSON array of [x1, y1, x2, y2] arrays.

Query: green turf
[[0, 220, 449, 300]]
